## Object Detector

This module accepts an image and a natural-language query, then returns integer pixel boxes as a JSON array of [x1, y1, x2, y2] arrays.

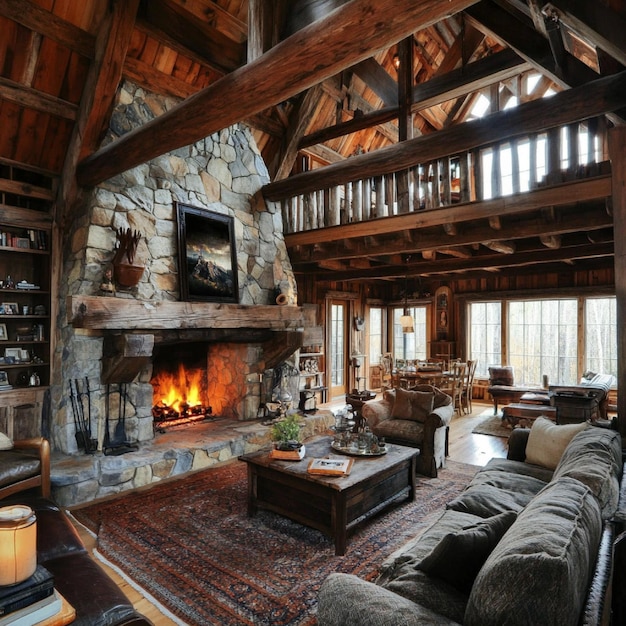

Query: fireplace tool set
[[69, 378, 138, 455], [103, 383, 138, 456], [69, 378, 97, 454]]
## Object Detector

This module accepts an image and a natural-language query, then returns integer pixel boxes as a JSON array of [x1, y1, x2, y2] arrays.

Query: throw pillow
[[391, 388, 435, 422], [419, 511, 518, 592], [525, 417, 587, 470], [488, 366, 514, 386], [0, 431, 13, 450]]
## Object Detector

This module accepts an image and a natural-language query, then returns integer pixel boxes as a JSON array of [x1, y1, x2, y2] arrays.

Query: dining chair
[[461, 359, 478, 415], [440, 361, 466, 415]]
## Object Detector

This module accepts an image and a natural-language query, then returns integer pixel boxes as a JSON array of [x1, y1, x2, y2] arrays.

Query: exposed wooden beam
[[299, 48, 528, 150], [289, 201, 611, 263], [0, 76, 77, 120], [353, 58, 398, 107], [57, 0, 140, 225], [76, 0, 480, 187], [274, 85, 325, 181], [311, 242, 613, 281], [0, 0, 95, 59], [465, 1, 598, 88], [544, 0, 626, 68], [264, 71, 626, 202]]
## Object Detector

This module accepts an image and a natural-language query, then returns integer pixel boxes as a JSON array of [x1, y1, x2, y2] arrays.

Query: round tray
[[331, 441, 387, 456]]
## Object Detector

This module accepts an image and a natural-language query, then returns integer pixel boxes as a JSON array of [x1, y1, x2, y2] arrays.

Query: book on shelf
[[0, 565, 54, 618], [307, 457, 354, 476], [0, 590, 61, 626]]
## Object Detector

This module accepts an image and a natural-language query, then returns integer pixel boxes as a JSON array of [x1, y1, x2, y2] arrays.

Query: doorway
[[328, 300, 348, 399]]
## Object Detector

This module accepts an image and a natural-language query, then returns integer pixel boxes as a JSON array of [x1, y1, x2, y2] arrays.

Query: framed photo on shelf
[[176, 202, 239, 303], [1, 302, 18, 315], [0, 324, 6, 340], [0, 371, 8, 385]]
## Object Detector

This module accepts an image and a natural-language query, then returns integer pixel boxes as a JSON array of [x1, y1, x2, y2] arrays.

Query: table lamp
[[0, 505, 37, 586]]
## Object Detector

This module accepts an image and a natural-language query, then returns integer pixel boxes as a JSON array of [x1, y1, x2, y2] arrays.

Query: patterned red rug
[[73, 458, 478, 626]]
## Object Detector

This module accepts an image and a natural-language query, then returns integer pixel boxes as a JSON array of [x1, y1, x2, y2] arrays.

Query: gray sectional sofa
[[318, 419, 625, 626]]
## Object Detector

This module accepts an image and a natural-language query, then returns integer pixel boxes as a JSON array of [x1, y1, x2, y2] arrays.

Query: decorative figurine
[[100, 267, 115, 294]]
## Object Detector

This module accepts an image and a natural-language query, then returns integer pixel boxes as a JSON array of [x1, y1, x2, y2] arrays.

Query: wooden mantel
[[67, 295, 316, 331]]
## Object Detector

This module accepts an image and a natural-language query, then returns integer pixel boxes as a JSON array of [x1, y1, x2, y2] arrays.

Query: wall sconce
[[0, 505, 37, 586]]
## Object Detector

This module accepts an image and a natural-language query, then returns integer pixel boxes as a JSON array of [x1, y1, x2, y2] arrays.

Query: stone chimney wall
[[51, 80, 297, 454]]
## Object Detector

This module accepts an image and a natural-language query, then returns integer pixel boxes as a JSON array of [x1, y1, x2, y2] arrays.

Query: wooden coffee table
[[239, 436, 418, 555]]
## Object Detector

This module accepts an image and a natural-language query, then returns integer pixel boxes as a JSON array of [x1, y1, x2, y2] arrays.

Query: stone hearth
[[53, 410, 336, 507]]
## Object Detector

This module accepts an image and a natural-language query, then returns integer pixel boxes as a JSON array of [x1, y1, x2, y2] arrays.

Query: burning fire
[[151, 364, 212, 427], [156, 363, 203, 412]]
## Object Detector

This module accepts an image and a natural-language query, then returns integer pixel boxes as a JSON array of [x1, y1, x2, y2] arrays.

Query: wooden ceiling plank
[[265, 70, 626, 202], [0, 76, 77, 120], [141, 0, 244, 73], [76, 0, 481, 187], [123, 56, 197, 98], [0, 0, 95, 59]]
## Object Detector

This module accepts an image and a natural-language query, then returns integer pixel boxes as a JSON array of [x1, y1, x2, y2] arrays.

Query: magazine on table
[[307, 457, 354, 476]]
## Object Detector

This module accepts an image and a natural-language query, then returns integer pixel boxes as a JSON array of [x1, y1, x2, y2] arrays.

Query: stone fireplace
[[51, 80, 305, 455]]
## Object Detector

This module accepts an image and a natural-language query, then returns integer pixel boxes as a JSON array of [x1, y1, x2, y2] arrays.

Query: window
[[467, 296, 616, 386], [509, 299, 577, 385], [469, 302, 501, 378], [368, 307, 384, 365], [392, 306, 427, 361], [585, 297, 617, 378]]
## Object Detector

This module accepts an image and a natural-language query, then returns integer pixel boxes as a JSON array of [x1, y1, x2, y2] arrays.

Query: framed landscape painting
[[176, 202, 239, 303]]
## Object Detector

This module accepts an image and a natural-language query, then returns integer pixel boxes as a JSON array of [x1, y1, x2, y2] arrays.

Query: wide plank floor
[[72, 400, 506, 625]]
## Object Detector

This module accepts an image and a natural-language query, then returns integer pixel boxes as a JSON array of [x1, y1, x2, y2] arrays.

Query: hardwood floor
[[72, 401, 506, 625]]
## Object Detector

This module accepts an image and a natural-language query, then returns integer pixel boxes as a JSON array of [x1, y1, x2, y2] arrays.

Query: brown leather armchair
[[0, 437, 50, 500]]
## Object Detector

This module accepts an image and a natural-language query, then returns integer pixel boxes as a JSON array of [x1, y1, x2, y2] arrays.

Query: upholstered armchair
[[361, 385, 454, 477], [0, 436, 50, 500]]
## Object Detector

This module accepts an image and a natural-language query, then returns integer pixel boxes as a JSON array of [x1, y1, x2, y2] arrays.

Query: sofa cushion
[[0, 432, 13, 450], [446, 484, 526, 518], [481, 457, 554, 484], [465, 477, 603, 626], [318, 573, 463, 626], [488, 366, 514, 386], [525, 417, 587, 470], [378, 509, 480, 623], [370, 418, 425, 444], [552, 427, 622, 519], [419, 511, 517, 593], [391, 388, 434, 422]]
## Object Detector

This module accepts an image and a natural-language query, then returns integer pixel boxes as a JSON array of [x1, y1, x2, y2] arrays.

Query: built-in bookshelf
[[0, 161, 55, 438]]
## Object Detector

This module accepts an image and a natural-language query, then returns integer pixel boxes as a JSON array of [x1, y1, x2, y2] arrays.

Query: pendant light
[[399, 258, 414, 333]]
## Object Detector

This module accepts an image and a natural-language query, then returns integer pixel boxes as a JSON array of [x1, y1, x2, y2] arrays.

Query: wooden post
[[609, 126, 626, 444]]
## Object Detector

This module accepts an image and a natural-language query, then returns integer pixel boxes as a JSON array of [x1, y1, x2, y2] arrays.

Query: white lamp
[[0, 505, 37, 586], [399, 313, 415, 333]]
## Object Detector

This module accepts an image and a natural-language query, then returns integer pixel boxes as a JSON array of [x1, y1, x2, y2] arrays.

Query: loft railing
[[280, 115, 609, 235]]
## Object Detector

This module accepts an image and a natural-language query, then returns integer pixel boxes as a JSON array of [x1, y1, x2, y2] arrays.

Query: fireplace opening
[[151, 344, 213, 431]]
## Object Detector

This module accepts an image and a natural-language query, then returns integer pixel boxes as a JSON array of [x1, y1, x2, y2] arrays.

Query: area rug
[[471, 409, 513, 438], [72, 458, 478, 626]]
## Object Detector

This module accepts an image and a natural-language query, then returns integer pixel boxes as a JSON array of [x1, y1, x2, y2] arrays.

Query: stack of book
[[0, 565, 62, 625]]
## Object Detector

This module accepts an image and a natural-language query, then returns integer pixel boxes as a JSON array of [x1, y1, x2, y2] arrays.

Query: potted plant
[[270, 413, 304, 453]]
